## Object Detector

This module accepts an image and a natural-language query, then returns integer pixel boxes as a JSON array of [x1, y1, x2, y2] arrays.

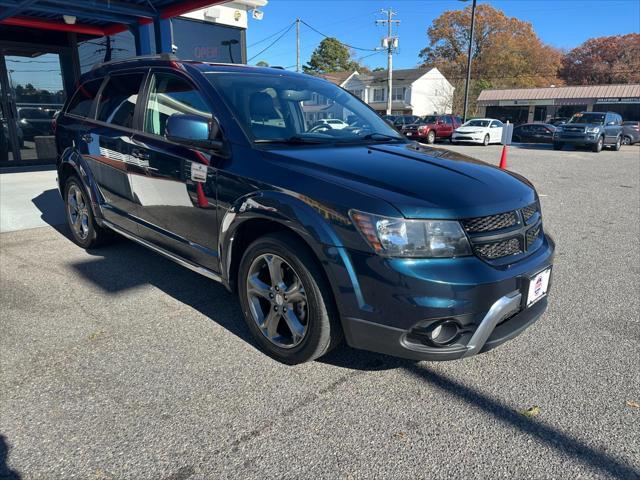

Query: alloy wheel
[[622, 136, 631, 145], [246, 253, 309, 348], [67, 184, 90, 240]]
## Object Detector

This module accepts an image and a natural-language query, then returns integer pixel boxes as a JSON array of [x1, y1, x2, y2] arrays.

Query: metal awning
[[0, 0, 227, 37]]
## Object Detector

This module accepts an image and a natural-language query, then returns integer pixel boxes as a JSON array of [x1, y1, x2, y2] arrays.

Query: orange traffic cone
[[499, 145, 508, 169]]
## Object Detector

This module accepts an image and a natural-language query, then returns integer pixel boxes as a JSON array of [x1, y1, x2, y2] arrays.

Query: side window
[[67, 78, 104, 118], [444, 116, 452, 125], [144, 73, 212, 137], [96, 73, 144, 128]]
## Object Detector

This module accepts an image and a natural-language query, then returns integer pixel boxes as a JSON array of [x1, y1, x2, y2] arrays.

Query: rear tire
[[237, 232, 342, 364], [622, 135, 632, 145], [483, 134, 490, 146], [427, 130, 436, 144], [553, 142, 564, 151], [64, 175, 113, 249], [592, 135, 603, 153], [613, 135, 622, 151]]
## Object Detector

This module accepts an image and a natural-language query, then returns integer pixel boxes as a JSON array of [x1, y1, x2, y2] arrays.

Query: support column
[[153, 17, 173, 54], [131, 22, 154, 56]]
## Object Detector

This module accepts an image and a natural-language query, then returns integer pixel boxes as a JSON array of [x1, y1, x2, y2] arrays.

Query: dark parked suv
[[55, 56, 555, 364], [553, 111, 622, 152]]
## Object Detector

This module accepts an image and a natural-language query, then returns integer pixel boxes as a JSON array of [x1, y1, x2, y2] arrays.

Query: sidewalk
[[0, 166, 65, 233]]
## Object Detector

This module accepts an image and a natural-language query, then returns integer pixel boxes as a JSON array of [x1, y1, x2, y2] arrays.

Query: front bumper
[[452, 133, 484, 143], [555, 133, 599, 144], [328, 234, 555, 361]]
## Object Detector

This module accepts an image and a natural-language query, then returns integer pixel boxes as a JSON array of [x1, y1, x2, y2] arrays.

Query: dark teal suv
[[55, 56, 555, 364]]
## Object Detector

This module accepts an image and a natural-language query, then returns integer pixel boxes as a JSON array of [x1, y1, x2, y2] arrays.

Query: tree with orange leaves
[[559, 34, 640, 85], [419, 4, 562, 115]]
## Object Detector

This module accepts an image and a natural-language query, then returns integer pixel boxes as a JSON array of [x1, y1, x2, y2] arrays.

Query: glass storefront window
[[173, 18, 244, 63]]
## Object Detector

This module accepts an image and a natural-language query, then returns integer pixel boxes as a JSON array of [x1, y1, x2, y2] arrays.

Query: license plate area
[[524, 267, 552, 308]]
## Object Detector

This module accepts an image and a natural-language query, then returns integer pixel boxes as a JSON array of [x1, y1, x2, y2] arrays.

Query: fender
[[218, 190, 369, 312], [58, 147, 106, 224]]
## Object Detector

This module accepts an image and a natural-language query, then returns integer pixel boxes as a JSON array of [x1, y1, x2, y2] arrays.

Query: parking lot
[[1, 144, 639, 479]]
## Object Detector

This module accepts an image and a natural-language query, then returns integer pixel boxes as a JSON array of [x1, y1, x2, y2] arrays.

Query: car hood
[[262, 143, 536, 219], [561, 123, 601, 128], [455, 126, 488, 133]]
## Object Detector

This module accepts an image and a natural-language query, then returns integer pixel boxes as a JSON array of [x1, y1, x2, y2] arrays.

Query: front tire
[[592, 135, 604, 152], [483, 134, 490, 146], [64, 175, 113, 248], [426, 130, 436, 144], [238, 232, 342, 364]]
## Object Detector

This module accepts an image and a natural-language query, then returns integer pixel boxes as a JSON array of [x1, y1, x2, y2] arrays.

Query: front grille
[[526, 225, 541, 248], [474, 238, 522, 259], [521, 202, 538, 223], [462, 211, 518, 233], [463, 204, 543, 262], [563, 126, 585, 133]]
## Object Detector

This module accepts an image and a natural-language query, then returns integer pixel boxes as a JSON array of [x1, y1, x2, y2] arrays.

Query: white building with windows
[[320, 68, 454, 116]]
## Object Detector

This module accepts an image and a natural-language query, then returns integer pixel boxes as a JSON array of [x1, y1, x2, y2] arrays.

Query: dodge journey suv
[[56, 56, 554, 364]]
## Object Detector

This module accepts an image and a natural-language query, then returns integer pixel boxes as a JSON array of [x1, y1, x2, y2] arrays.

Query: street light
[[459, 0, 477, 123]]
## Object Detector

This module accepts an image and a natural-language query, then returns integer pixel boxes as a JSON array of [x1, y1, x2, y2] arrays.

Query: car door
[[490, 120, 503, 142], [130, 69, 221, 272], [438, 115, 454, 138], [85, 71, 146, 234], [603, 113, 621, 144]]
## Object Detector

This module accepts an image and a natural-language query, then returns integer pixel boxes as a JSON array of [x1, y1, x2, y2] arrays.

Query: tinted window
[[96, 73, 144, 128], [67, 79, 104, 118], [18, 108, 50, 119], [568, 112, 605, 124], [443, 116, 452, 125], [465, 120, 489, 127], [144, 73, 212, 137]]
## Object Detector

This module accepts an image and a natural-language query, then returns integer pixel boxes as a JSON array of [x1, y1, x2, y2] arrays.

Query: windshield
[[568, 112, 605, 124], [463, 119, 489, 127], [205, 72, 405, 145], [418, 116, 438, 124]]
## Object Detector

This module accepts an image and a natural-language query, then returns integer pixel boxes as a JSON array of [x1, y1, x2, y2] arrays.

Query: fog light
[[428, 320, 460, 345]]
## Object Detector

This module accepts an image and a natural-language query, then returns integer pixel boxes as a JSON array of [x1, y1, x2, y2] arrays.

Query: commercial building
[[320, 68, 454, 117], [477, 84, 640, 124], [0, 0, 267, 164]]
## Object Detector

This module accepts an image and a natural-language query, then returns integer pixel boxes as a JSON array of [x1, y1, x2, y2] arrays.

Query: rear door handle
[[81, 134, 93, 143]]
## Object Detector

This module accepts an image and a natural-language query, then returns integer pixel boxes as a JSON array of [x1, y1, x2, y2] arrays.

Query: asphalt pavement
[[1, 143, 639, 479]]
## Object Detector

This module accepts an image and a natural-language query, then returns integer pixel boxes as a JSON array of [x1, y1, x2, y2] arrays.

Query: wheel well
[[227, 218, 326, 294], [58, 163, 76, 191]]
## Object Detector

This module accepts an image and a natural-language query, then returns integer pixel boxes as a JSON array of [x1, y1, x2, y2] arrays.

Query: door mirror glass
[[165, 114, 222, 149]]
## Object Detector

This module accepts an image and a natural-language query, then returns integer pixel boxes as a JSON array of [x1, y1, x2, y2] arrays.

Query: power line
[[248, 21, 296, 48], [300, 19, 377, 52], [248, 22, 296, 62]]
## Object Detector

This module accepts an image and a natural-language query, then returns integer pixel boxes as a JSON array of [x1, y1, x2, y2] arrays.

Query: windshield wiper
[[254, 135, 329, 145], [360, 132, 405, 142]]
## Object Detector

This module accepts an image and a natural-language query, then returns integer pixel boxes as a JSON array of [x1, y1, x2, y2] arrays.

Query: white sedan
[[452, 118, 504, 146], [309, 119, 350, 132]]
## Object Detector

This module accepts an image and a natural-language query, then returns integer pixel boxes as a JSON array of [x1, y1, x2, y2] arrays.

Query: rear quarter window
[[66, 78, 104, 118]]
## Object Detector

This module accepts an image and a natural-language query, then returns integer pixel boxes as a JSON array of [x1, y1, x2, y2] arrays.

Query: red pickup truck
[[401, 114, 462, 143]]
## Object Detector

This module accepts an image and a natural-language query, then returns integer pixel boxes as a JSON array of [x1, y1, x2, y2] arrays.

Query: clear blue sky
[[247, 0, 640, 70]]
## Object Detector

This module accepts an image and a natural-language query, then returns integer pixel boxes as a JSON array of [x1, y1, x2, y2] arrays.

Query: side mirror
[[165, 114, 223, 151]]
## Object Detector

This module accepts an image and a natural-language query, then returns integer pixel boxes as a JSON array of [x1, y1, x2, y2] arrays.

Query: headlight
[[586, 127, 600, 133], [350, 210, 472, 258]]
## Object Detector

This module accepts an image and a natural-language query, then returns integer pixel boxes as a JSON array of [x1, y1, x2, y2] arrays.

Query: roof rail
[[91, 53, 178, 70]]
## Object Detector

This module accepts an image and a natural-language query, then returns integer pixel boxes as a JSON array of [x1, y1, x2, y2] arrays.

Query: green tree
[[255, 60, 269, 67], [303, 37, 360, 74], [419, 4, 562, 115], [559, 34, 640, 85]]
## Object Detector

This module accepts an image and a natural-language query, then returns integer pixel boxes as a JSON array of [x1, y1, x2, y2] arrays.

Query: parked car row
[[387, 111, 637, 153]]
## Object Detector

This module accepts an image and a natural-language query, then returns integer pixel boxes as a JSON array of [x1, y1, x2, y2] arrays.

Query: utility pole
[[462, 0, 477, 122], [376, 8, 400, 115], [296, 18, 301, 72]]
